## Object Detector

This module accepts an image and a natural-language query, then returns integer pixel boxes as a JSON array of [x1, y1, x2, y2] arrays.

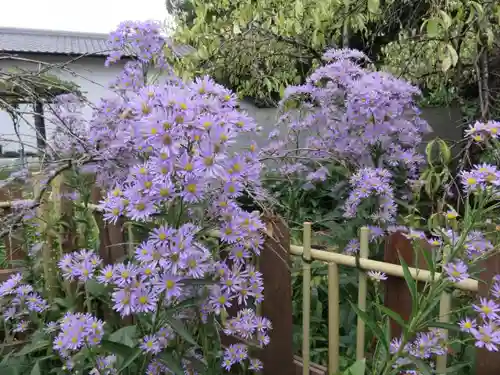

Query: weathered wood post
[[260, 214, 295, 375]]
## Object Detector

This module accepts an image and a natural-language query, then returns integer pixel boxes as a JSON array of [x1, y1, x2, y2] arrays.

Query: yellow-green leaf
[[446, 44, 458, 66], [426, 18, 440, 38], [368, 0, 380, 14], [438, 10, 452, 29], [441, 56, 452, 72]]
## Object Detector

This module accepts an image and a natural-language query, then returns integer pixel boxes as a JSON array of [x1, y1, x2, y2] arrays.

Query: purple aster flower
[[473, 298, 500, 320], [472, 324, 500, 351], [459, 318, 476, 333], [443, 260, 469, 283], [140, 335, 161, 354], [367, 271, 387, 282]]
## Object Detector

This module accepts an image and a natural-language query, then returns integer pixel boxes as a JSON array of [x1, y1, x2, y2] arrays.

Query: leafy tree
[[171, 0, 500, 112]]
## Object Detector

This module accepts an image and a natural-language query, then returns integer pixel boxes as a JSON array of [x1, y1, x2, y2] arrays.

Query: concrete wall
[[238, 100, 464, 154]]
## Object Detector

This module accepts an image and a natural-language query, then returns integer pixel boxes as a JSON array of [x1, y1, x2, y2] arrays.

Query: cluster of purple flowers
[[389, 328, 446, 371], [106, 20, 168, 67], [263, 47, 429, 193], [459, 163, 500, 194], [90, 355, 117, 375], [220, 308, 271, 370], [461, 276, 500, 352], [343, 167, 397, 223], [52, 312, 105, 358], [0, 273, 48, 334], [44, 20, 270, 373], [58, 249, 103, 283], [465, 120, 500, 142]]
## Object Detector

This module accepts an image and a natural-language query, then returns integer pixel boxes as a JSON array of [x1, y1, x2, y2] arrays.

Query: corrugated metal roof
[[0, 27, 195, 58]]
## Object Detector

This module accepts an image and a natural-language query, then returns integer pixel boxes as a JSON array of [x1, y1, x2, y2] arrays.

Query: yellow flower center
[[159, 233, 167, 240], [141, 103, 151, 115], [203, 121, 212, 129], [184, 162, 193, 172], [467, 177, 477, 185], [112, 208, 120, 216], [139, 296, 148, 304], [163, 134, 172, 146], [160, 188, 170, 197], [187, 184, 197, 193], [135, 203, 145, 211], [166, 280, 174, 289], [144, 181, 152, 189], [150, 127, 158, 135], [481, 306, 492, 314], [180, 103, 187, 110]]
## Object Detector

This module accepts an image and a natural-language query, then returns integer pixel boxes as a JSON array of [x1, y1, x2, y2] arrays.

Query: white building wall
[[0, 54, 125, 153]]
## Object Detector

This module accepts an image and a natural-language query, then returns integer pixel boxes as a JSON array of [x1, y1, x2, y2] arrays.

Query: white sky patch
[[0, 0, 171, 33]]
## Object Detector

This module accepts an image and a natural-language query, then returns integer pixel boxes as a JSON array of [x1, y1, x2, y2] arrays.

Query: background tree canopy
[[171, 0, 500, 116]]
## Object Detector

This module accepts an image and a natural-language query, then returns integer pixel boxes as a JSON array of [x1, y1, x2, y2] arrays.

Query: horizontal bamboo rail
[[289, 245, 479, 292], [0, 197, 479, 293]]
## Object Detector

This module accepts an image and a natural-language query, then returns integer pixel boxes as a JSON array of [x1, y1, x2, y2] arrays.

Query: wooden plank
[[476, 252, 500, 375], [0, 185, 25, 266], [91, 186, 126, 264], [0, 268, 22, 282], [260, 214, 295, 375], [384, 232, 429, 339], [294, 356, 327, 375]]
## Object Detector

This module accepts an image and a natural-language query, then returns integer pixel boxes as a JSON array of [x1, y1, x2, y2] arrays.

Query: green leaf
[[438, 10, 452, 29], [100, 340, 137, 358], [367, 0, 379, 13], [441, 363, 469, 373], [118, 348, 142, 371], [164, 316, 198, 346], [109, 325, 137, 347], [349, 302, 389, 350], [344, 358, 366, 375], [30, 362, 41, 375], [85, 279, 108, 297], [157, 351, 185, 375], [426, 18, 439, 38], [376, 305, 407, 330], [412, 358, 433, 375], [398, 254, 418, 312], [426, 322, 461, 332], [441, 56, 452, 72], [16, 340, 49, 356]]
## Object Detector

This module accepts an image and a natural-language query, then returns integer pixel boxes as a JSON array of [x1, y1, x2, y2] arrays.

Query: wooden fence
[[0, 179, 499, 375]]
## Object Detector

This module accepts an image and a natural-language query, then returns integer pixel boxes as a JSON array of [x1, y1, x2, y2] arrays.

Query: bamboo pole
[[289, 245, 478, 292], [328, 262, 340, 375], [33, 173, 57, 302], [436, 248, 452, 374], [302, 222, 312, 375], [356, 227, 369, 361]]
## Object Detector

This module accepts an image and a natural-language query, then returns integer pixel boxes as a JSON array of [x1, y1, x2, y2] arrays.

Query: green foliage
[[172, 0, 500, 114], [172, 0, 395, 105]]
